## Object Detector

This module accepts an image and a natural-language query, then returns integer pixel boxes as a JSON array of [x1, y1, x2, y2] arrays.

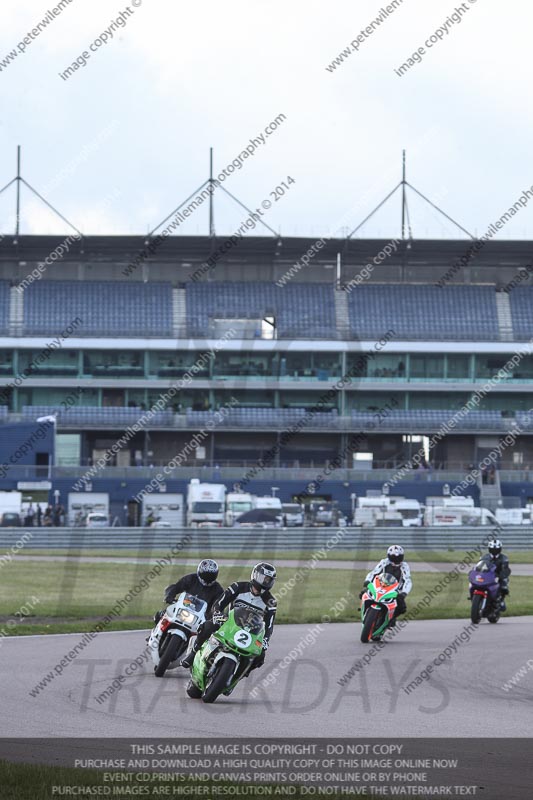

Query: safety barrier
[[0, 526, 531, 551]]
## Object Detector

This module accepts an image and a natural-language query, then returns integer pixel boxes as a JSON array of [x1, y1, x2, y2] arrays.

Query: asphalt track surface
[[11, 554, 533, 575], [3, 618, 533, 740]]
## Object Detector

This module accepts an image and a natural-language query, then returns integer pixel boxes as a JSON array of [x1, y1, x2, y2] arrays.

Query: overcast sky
[[1, 0, 532, 241]]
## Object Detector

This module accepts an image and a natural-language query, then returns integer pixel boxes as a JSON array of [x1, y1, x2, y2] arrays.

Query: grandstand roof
[[1, 235, 532, 270]]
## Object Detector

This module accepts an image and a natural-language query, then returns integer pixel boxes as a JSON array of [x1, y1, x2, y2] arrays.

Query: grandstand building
[[1, 234, 533, 520]]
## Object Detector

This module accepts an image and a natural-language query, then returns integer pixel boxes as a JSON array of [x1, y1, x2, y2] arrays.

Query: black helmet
[[387, 544, 405, 565], [251, 562, 276, 592], [197, 559, 219, 586], [488, 539, 502, 558]]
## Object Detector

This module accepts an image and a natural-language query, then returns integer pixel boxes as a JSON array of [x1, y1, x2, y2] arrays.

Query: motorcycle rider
[[180, 561, 277, 669], [360, 544, 412, 627], [487, 539, 511, 611], [153, 559, 223, 625]]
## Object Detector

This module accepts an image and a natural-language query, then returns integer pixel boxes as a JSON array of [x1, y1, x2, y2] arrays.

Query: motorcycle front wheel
[[154, 634, 186, 677], [202, 658, 235, 703], [470, 594, 484, 625], [361, 607, 382, 643]]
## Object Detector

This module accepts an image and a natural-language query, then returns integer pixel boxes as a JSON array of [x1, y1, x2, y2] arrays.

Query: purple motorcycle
[[468, 555, 502, 624]]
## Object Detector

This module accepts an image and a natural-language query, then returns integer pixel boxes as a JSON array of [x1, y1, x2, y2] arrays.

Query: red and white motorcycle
[[148, 592, 208, 677]]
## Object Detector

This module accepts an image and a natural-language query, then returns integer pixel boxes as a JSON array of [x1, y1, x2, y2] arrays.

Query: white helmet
[[387, 544, 405, 565], [488, 539, 502, 557], [251, 562, 276, 592]]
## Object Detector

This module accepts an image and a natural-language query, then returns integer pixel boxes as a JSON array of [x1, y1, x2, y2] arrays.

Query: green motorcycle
[[186, 606, 265, 703]]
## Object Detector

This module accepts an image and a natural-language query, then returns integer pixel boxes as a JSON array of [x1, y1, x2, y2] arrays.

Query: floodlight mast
[[0, 145, 83, 239], [209, 147, 215, 239], [401, 149, 406, 240], [16, 146, 21, 238], [147, 148, 280, 239], [346, 150, 475, 241]]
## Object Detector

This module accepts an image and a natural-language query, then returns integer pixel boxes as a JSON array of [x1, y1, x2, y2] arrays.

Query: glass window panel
[[0, 350, 14, 376], [447, 355, 470, 379], [18, 349, 78, 376], [212, 353, 274, 378], [83, 351, 143, 377], [475, 355, 511, 380], [410, 355, 444, 379], [366, 354, 407, 379], [148, 351, 211, 378]]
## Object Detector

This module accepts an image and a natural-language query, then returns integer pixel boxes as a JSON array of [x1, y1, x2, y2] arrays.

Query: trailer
[[0, 491, 23, 526]]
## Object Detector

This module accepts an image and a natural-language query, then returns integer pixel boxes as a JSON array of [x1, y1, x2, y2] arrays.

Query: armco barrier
[[0, 526, 531, 551]]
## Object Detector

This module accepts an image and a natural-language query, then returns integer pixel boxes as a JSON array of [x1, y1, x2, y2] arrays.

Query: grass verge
[[1, 560, 531, 636]]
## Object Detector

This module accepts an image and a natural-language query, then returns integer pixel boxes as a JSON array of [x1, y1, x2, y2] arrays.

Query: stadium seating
[[346, 284, 499, 340], [515, 411, 533, 430], [23, 281, 173, 336], [0, 281, 10, 335], [351, 409, 513, 431], [186, 283, 337, 339], [22, 406, 174, 426], [508, 287, 533, 340], [186, 408, 339, 428]]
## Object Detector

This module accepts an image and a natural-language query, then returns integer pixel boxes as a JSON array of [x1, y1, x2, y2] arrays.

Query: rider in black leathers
[[487, 539, 511, 611], [153, 559, 223, 624], [180, 562, 277, 669]]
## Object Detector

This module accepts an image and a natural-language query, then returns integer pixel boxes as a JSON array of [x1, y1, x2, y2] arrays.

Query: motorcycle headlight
[[177, 609, 196, 624]]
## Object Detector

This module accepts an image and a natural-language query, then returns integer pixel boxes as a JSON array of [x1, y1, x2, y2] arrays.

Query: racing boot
[[180, 645, 198, 669]]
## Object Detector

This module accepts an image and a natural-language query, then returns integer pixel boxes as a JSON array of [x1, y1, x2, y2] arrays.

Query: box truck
[[186, 480, 226, 527], [225, 492, 254, 526]]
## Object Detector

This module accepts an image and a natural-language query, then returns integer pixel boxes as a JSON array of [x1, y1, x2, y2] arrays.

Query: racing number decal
[[234, 630, 252, 648]]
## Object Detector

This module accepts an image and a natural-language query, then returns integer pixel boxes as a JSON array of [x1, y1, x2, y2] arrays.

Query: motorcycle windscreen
[[182, 593, 207, 611], [378, 573, 398, 588], [233, 606, 264, 634]]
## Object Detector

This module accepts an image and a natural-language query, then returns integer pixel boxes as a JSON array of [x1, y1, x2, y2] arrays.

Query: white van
[[85, 512, 109, 528]]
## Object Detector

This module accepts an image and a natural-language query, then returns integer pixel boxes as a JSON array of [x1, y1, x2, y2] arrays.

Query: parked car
[[85, 512, 109, 528], [0, 512, 22, 527]]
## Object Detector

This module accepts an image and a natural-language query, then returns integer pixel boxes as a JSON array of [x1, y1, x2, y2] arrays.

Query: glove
[[164, 596, 175, 606], [359, 582, 369, 599], [212, 612, 226, 625], [398, 592, 406, 600]]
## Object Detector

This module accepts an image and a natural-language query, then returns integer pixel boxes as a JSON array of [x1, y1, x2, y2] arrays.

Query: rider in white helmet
[[360, 545, 412, 627]]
